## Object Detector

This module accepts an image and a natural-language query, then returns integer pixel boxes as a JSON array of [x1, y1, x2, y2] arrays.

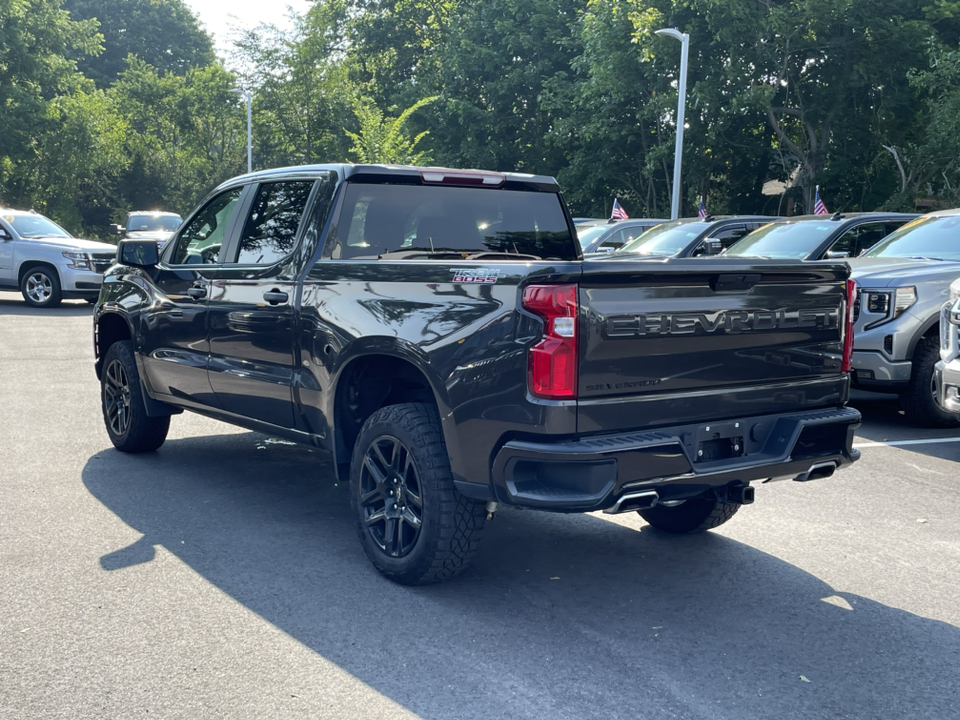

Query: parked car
[[92, 163, 860, 584], [847, 210, 960, 426], [598, 216, 775, 259], [112, 211, 182, 250], [935, 277, 960, 416], [0, 208, 118, 307], [724, 212, 917, 261], [576, 218, 667, 253]]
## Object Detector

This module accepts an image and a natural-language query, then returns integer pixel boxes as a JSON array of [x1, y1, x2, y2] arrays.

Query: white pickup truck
[[936, 277, 960, 415], [0, 209, 118, 308]]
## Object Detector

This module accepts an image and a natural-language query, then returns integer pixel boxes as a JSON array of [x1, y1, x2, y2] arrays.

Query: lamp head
[[655, 28, 685, 42]]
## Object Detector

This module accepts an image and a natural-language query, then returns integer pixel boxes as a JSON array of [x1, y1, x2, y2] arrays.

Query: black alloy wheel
[[358, 436, 424, 558], [100, 340, 170, 453], [103, 357, 132, 438], [350, 402, 487, 585]]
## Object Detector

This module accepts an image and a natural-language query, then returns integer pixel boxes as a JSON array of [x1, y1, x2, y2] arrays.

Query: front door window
[[170, 188, 244, 265]]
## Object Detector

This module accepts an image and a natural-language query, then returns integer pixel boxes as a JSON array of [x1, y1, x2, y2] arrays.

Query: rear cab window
[[329, 182, 578, 261]]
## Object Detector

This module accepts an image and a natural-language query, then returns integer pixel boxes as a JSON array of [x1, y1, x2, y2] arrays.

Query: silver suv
[[848, 209, 960, 426], [0, 209, 118, 307], [112, 211, 182, 250]]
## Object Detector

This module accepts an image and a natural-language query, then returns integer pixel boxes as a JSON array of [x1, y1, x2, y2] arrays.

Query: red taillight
[[843, 279, 858, 374], [523, 284, 579, 399]]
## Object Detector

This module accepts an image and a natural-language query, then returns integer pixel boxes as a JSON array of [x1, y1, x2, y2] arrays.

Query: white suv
[[0, 209, 119, 307]]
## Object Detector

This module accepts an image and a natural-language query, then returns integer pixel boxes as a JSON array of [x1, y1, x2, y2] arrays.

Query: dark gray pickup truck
[[93, 164, 861, 584]]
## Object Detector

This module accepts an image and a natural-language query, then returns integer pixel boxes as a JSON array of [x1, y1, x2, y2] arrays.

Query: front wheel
[[101, 340, 170, 452], [901, 336, 960, 428], [638, 491, 740, 534], [20, 266, 62, 308], [350, 402, 486, 585]]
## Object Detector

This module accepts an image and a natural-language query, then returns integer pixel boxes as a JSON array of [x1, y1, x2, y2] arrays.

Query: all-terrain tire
[[20, 266, 62, 308], [638, 491, 740, 534], [101, 340, 170, 453], [901, 336, 960, 428], [350, 402, 487, 585]]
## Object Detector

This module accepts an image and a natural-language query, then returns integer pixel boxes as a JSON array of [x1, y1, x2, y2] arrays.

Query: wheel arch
[[906, 313, 941, 360], [18, 261, 62, 287], [95, 311, 135, 380], [331, 349, 454, 482]]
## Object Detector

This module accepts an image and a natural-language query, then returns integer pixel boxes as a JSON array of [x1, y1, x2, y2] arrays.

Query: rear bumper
[[488, 406, 861, 512]]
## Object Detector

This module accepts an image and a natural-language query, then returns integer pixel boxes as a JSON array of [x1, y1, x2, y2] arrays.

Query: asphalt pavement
[[1, 292, 958, 720]]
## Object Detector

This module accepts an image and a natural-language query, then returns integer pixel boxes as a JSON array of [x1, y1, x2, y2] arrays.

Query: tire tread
[[351, 402, 486, 585], [101, 341, 170, 453]]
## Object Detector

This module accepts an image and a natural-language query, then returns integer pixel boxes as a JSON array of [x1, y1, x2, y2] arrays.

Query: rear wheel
[[20, 266, 62, 308], [101, 341, 170, 452], [350, 402, 486, 585], [638, 491, 740, 534], [901, 336, 960, 428]]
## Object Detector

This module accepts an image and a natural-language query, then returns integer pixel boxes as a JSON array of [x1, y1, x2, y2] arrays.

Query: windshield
[[576, 225, 608, 249], [5, 214, 72, 239], [335, 183, 578, 260], [617, 219, 706, 256], [863, 216, 960, 260], [725, 221, 834, 259], [128, 214, 182, 232]]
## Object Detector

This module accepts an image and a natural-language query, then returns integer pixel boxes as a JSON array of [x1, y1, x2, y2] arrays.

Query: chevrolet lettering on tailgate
[[603, 308, 839, 337]]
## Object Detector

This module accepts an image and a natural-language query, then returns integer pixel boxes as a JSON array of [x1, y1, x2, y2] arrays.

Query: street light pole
[[230, 88, 252, 174], [655, 28, 689, 220]]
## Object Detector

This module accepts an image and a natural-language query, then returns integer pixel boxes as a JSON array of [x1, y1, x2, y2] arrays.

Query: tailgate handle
[[712, 273, 761, 292]]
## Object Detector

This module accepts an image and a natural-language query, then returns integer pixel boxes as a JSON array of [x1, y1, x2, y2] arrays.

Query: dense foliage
[[4, 0, 960, 237]]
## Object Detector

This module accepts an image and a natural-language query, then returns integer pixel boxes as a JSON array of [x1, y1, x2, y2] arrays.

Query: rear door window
[[332, 183, 577, 260], [229, 181, 315, 265]]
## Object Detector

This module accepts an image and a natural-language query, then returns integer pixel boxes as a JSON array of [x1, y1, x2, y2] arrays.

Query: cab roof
[[212, 163, 562, 194]]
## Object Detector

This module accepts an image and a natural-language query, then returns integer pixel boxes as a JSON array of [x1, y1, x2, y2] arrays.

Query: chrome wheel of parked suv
[[20, 266, 62, 308]]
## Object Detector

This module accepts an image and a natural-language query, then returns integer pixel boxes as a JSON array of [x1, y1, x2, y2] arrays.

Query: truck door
[[206, 179, 317, 429], [139, 186, 245, 407]]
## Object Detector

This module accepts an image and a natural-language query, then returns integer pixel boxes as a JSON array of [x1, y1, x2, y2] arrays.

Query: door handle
[[186, 285, 207, 299], [263, 289, 289, 305]]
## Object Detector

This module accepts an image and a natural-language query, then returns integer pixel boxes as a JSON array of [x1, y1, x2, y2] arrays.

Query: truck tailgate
[[577, 260, 851, 433]]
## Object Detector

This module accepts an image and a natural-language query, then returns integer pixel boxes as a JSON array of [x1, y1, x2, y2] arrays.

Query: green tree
[[64, 0, 214, 88], [111, 57, 246, 215], [346, 95, 437, 163], [232, 1, 354, 167], [0, 0, 101, 209]]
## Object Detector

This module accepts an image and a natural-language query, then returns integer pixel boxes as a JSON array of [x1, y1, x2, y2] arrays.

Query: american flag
[[814, 186, 828, 216], [611, 199, 629, 221], [698, 196, 707, 219]]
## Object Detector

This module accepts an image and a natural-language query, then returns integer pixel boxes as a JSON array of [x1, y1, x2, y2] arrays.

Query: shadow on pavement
[[82, 433, 960, 720]]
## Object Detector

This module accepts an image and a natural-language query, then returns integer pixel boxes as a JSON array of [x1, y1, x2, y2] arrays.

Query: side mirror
[[118, 239, 159, 268], [826, 250, 849, 259], [0, 227, 11, 240], [701, 238, 724, 256], [111, 223, 125, 237]]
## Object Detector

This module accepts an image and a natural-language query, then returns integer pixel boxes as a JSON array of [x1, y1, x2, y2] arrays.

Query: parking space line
[[853, 437, 960, 448]]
